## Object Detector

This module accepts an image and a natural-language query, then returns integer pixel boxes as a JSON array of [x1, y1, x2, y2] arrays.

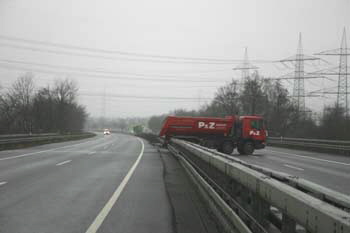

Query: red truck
[[159, 115, 267, 155]]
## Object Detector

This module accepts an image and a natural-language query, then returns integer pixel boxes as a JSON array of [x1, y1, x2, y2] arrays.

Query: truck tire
[[206, 140, 215, 149], [237, 145, 244, 155], [243, 142, 254, 155], [221, 141, 234, 155]]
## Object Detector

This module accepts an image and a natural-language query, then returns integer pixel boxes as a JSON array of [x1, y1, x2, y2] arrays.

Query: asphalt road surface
[[0, 133, 218, 233], [236, 146, 350, 195]]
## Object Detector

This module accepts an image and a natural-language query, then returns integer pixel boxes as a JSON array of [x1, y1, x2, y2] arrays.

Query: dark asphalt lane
[[97, 143, 173, 233], [0, 134, 143, 233], [235, 146, 350, 194], [0, 133, 218, 233]]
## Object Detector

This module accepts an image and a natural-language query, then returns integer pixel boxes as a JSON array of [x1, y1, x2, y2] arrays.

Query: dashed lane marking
[[0, 138, 103, 161], [283, 164, 305, 171], [56, 160, 72, 166], [0, 181, 7, 186]]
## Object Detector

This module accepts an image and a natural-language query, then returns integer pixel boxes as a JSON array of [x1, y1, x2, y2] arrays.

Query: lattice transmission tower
[[233, 47, 259, 81], [279, 33, 320, 115], [315, 28, 350, 116]]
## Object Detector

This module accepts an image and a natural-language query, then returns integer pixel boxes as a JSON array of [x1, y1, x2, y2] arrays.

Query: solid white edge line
[[0, 137, 103, 161], [85, 137, 145, 233], [56, 160, 72, 166], [283, 164, 305, 171], [266, 149, 350, 166], [0, 181, 7, 186]]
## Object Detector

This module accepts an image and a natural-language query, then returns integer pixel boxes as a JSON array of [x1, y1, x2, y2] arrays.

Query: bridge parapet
[[168, 138, 350, 233]]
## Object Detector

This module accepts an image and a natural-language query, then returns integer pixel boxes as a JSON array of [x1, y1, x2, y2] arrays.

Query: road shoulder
[[159, 147, 220, 233]]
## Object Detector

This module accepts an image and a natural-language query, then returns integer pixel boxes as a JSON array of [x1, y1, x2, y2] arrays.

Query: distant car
[[103, 129, 110, 135]]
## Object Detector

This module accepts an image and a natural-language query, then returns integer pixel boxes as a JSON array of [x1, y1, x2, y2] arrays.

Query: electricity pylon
[[279, 33, 320, 116], [233, 47, 259, 81], [315, 28, 350, 116]]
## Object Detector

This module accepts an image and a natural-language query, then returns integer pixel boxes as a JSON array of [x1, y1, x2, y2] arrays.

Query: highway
[[237, 146, 350, 195], [0, 133, 218, 233]]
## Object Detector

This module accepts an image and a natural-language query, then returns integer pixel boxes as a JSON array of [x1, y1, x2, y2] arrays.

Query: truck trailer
[[159, 115, 267, 155]]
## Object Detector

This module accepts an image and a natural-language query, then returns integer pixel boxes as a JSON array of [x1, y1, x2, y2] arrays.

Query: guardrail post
[[230, 181, 249, 222], [252, 194, 270, 228], [281, 214, 296, 233]]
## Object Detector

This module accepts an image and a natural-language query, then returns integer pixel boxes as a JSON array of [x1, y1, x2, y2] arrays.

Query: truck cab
[[234, 116, 267, 154]]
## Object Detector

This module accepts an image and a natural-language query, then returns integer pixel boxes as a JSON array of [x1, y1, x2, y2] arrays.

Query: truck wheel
[[206, 140, 215, 149], [243, 142, 254, 155], [237, 145, 244, 155], [221, 141, 234, 155]]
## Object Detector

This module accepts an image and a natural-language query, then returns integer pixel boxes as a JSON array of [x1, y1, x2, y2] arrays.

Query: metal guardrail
[[268, 137, 350, 153], [168, 145, 254, 233], [185, 141, 350, 213], [169, 139, 350, 233], [0, 133, 58, 139], [0, 133, 94, 147]]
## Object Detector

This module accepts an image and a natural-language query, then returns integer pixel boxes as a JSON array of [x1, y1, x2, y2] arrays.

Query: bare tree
[[240, 72, 265, 115], [32, 86, 56, 132], [8, 73, 35, 133], [52, 79, 79, 133], [53, 78, 78, 105], [212, 80, 240, 115], [263, 80, 295, 136]]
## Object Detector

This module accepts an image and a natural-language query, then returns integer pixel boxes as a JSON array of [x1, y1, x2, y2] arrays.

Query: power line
[[0, 60, 230, 83], [78, 92, 213, 100], [79, 84, 217, 89], [80, 96, 208, 103], [0, 42, 234, 65], [80, 92, 212, 100], [0, 58, 226, 79], [0, 34, 274, 64]]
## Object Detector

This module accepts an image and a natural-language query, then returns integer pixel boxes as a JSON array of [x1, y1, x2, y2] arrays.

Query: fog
[[0, 0, 349, 117]]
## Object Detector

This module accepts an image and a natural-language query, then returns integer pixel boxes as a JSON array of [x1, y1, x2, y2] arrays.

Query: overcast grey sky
[[0, 0, 349, 117]]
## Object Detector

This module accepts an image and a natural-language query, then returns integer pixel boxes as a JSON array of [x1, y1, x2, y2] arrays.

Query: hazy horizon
[[0, 0, 349, 118]]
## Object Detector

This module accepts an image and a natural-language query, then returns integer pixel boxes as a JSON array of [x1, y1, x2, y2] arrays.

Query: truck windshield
[[251, 119, 263, 130]]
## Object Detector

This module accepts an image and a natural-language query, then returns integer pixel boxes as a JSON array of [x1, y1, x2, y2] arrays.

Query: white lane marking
[[0, 181, 7, 186], [85, 138, 145, 233], [0, 137, 103, 161], [56, 160, 72, 166], [266, 149, 350, 166], [88, 152, 96, 155], [283, 164, 305, 171]]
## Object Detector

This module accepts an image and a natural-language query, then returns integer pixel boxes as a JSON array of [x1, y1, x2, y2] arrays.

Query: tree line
[[0, 73, 87, 134], [148, 72, 350, 140]]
